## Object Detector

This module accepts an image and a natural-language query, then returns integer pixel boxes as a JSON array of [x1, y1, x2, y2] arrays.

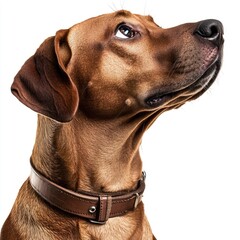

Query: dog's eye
[[115, 24, 137, 39]]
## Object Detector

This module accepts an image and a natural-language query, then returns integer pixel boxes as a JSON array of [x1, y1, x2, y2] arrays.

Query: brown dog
[[1, 10, 223, 239]]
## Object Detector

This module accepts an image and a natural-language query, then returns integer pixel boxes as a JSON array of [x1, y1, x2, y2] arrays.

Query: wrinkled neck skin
[[31, 110, 158, 194], [30, 110, 159, 239]]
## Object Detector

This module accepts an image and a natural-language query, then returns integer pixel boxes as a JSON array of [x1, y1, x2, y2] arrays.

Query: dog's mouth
[[145, 55, 222, 109]]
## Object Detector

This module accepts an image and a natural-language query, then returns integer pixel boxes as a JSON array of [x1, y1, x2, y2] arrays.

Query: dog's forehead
[[113, 10, 157, 26], [67, 10, 159, 47], [73, 10, 157, 30], [114, 10, 154, 21]]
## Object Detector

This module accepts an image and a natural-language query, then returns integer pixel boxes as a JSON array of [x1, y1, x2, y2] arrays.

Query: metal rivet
[[89, 206, 96, 214]]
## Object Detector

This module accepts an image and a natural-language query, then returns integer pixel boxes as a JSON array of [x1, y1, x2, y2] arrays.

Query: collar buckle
[[29, 160, 146, 224]]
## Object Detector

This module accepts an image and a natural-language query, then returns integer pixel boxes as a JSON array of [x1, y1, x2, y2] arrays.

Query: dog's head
[[12, 10, 223, 123]]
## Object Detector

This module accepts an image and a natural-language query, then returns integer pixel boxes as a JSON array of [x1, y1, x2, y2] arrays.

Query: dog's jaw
[[145, 53, 222, 110]]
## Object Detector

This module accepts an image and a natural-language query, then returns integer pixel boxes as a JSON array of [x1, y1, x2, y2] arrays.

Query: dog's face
[[12, 10, 223, 122]]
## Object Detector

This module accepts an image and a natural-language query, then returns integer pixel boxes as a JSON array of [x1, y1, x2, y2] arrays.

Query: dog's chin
[[145, 59, 222, 109]]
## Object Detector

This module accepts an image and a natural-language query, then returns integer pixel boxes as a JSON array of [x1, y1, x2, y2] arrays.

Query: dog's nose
[[194, 19, 223, 47]]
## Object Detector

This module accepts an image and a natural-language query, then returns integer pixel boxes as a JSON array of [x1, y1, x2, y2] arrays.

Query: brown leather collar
[[29, 161, 146, 224]]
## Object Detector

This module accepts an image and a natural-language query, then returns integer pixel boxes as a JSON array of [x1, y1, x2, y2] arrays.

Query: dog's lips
[[145, 56, 221, 108]]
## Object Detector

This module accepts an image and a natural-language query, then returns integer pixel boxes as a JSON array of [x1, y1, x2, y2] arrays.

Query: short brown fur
[[1, 10, 223, 239]]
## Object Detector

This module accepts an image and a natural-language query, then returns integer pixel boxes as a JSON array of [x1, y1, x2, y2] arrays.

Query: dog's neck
[[31, 113, 146, 193]]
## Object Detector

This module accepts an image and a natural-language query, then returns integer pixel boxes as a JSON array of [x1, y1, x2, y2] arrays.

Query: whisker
[[120, 0, 125, 10], [108, 2, 118, 12], [143, 0, 149, 15]]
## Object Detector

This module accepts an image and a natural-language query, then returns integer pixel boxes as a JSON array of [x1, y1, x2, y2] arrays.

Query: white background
[[0, 0, 239, 239]]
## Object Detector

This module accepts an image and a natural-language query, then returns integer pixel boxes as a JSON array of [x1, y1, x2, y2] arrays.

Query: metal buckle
[[89, 173, 146, 223], [88, 195, 112, 224], [89, 219, 106, 225], [133, 172, 146, 209], [88, 206, 106, 224], [134, 192, 143, 209]]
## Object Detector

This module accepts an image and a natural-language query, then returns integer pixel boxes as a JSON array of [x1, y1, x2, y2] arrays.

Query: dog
[[0, 10, 223, 239]]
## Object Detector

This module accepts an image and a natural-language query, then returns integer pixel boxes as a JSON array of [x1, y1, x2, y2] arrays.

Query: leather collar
[[29, 161, 146, 224]]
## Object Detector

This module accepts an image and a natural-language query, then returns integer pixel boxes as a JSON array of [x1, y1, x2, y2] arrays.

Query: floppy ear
[[11, 29, 79, 123]]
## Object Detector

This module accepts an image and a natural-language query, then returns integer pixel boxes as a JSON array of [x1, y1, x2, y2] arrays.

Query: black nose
[[194, 19, 223, 46]]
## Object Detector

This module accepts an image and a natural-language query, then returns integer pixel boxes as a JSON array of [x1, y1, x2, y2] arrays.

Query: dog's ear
[[11, 29, 79, 123]]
